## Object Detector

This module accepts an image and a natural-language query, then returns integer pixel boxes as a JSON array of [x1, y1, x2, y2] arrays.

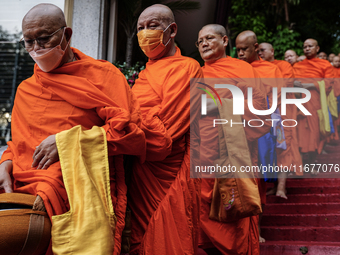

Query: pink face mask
[[29, 28, 71, 72]]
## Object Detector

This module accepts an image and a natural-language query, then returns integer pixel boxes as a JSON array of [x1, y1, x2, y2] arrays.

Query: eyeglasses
[[195, 34, 222, 48], [19, 27, 65, 51]]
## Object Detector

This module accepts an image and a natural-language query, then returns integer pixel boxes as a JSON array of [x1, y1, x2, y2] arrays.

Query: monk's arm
[[0, 160, 13, 193], [140, 106, 172, 161], [143, 65, 203, 161], [159, 66, 203, 140], [97, 87, 146, 158], [294, 80, 316, 90], [0, 145, 13, 163], [324, 65, 336, 94]]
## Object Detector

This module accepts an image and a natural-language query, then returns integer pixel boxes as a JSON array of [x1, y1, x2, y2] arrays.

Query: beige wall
[[174, 0, 216, 59]]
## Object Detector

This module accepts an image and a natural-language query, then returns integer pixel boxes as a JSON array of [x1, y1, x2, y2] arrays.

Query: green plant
[[113, 61, 145, 87], [268, 25, 303, 59]]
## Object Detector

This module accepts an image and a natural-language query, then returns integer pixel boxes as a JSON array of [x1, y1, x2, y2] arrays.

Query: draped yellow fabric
[[317, 81, 331, 136], [52, 125, 116, 255], [328, 89, 338, 118]]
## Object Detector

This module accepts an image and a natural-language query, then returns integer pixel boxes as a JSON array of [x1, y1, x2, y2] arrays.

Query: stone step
[[267, 193, 340, 203], [264, 203, 340, 214], [261, 226, 340, 242], [260, 241, 340, 255], [285, 186, 340, 195], [262, 214, 340, 227]]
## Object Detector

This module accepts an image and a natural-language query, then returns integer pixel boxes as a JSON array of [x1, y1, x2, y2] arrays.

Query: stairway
[[260, 140, 340, 255]]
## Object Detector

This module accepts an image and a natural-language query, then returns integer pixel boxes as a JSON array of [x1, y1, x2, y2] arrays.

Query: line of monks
[[0, 3, 339, 255], [198, 26, 340, 253]]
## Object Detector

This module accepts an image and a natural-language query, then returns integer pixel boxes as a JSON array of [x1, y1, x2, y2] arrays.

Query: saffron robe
[[272, 60, 303, 173], [293, 58, 335, 153], [128, 47, 202, 255], [333, 67, 340, 97], [0, 48, 146, 255], [199, 56, 271, 255], [331, 67, 340, 139], [251, 58, 284, 205]]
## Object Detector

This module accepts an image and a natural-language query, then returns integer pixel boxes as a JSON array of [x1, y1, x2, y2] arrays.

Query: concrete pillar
[[71, 0, 108, 59]]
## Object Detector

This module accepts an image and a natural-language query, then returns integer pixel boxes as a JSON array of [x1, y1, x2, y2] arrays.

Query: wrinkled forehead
[[236, 36, 253, 47], [304, 40, 317, 46], [138, 8, 169, 26], [198, 26, 218, 38], [23, 15, 57, 28], [23, 7, 64, 32], [259, 44, 269, 51]]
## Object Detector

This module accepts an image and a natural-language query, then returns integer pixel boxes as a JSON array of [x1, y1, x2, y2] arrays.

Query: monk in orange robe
[[236, 31, 286, 243], [329, 53, 336, 64], [285, 50, 298, 66], [127, 5, 202, 255], [331, 56, 340, 138], [294, 39, 335, 163], [0, 4, 145, 254], [318, 52, 328, 60], [259, 42, 303, 198], [333, 56, 340, 90], [197, 24, 270, 255]]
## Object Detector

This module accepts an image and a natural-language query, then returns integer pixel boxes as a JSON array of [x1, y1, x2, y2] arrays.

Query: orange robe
[[251, 58, 284, 205], [293, 58, 335, 153], [0, 48, 146, 255], [128, 47, 202, 255], [332, 67, 340, 138], [272, 60, 303, 173], [199, 56, 270, 255], [333, 67, 340, 96]]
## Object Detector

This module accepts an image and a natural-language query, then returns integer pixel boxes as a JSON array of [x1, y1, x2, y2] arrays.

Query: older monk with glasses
[[0, 3, 146, 254]]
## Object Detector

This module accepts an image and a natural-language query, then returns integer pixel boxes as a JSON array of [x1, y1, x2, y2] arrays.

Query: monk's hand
[[32, 134, 59, 170], [0, 160, 13, 193], [293, 80, 302, 87], [207, 98, 219, 115], [33, 195, 46, 212]]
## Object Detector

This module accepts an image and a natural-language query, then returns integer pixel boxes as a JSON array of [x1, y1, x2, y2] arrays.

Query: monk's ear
[[254, 42, 259, 53], [169, 23, 177, 39], [65, 27, 73, 42], [222, 35, 228, 47], [316, 45, 320, 53]]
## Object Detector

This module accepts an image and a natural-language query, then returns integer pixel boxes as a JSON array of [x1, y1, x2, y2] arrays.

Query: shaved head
[[200, 24, 227, 37], [333, 56, 340, 68], [23, 3, 66, 30], [329, 53, 335, 63], [285, 50, 298, 65], [305, 38, 318, 46], [21, 3, 73, 69], [258, 42, 274, 62], [237, 30, 257, 45], [137, 4, 177, 60], [318, 52, 327, 60], [235, 30, 259, 63], [138, 4, 175, 26], [303, 39, 319, 59], [197, 24, 228, 62], [259, 42, 273, 50]]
